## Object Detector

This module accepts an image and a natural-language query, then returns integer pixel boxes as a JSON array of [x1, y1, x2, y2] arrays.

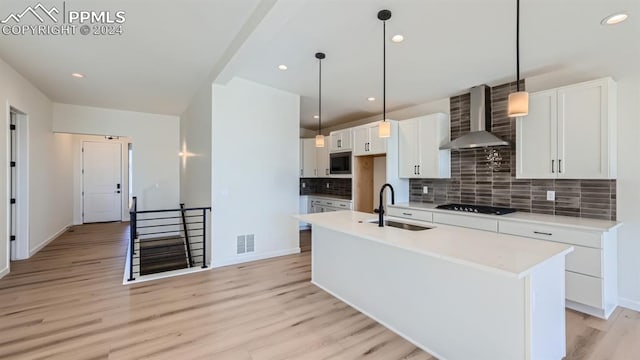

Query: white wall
[[0, 57, 74, 276], [527, 71, 640, 311], [70, 135, 132, 225], [212, 77, 300, 267], [179, 83, 212, 207], [52, 104, 180, 211], [306, 97, 451, 135]]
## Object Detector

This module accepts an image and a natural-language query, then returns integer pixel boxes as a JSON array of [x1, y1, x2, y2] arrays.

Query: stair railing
[[127, 196, 211, 281]]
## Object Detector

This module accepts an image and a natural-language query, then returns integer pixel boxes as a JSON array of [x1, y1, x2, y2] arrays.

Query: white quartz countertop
[[390, 202, 621, 232], [296, 211, 573, 279]]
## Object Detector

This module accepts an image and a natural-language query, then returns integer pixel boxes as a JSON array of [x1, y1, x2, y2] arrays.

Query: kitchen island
[[296, 210, 573, 360]]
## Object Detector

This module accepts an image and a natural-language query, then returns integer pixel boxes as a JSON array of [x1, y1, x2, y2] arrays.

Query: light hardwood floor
[[0, 224, 637, 359]]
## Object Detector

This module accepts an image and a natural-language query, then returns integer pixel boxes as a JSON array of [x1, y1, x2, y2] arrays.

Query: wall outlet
[[302, 182, 306, 188], [423, 186, 429, 194], [547, 191, 556, 201], [326, 183, 330, 189]]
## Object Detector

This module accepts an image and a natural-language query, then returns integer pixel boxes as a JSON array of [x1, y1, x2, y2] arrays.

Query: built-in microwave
[[330, 151, 352, 175]]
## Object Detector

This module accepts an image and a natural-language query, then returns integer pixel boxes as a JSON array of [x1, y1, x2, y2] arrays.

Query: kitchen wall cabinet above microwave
[[329, 129, 353, 152], [300, 138, 351, 178], [516, 77, 617, 179], [353, 122, 387, 156], [398, 113, 451, 179]]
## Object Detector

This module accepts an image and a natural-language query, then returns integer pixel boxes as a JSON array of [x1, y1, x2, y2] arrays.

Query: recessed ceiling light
[[367, 97, 376, 102], [391, 34, 404, 43], [278, 64, 288, 70], [601, 12, 629, 25], [313, 115, 319, 119], [71, 73, 84, 78]]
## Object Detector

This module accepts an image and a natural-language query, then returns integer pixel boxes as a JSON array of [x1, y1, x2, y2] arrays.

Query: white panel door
[[516, 89, 558, 178], [398, 118, 418, 178], [83, 141, 122, 223], [557, 80, 608, 179]]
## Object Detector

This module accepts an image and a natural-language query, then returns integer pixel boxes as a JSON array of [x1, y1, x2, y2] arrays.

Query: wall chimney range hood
[[440, 85, 510, 150]]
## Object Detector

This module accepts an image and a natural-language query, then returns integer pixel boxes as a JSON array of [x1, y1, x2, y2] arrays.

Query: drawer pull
[[339, 204, 346, 207], [327, 202, 333, 205], [402, 212, 413, 216], [534, 231, 553, 236]]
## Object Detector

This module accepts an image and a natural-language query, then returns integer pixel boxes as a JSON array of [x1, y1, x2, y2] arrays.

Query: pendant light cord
[[383, 19, 386, 121], [318, 57, 322, 134], [516, 0, 520, 92]]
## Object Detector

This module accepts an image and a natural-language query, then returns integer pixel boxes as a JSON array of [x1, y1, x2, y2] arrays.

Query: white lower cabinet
[[386, 205, 618, 319], [308, 197, 352, 214]]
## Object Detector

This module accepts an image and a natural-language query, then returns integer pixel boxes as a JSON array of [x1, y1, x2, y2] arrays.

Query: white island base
[[310, 223, 569, 360]]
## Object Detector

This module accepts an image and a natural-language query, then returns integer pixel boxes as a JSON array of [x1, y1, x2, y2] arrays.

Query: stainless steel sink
[[367, 220, 433, 231]]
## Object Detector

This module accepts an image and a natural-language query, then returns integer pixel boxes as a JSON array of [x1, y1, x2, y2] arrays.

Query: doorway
[[82, 141, 122, 223], [8, 108, 29, 260]]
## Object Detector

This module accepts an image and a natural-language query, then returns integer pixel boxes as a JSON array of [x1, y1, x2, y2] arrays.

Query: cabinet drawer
[[566, 245, 602, 278], [433, 213, 498, 232], [499, 221, 602, 248], [566, 271, 603, 309], [387, 207, 433, 222]]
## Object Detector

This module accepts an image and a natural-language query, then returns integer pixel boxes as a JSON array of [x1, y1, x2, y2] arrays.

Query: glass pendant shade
[[315, 134, 325, 147], [507, 91, 529, 117], [378, 121, 391, 138]]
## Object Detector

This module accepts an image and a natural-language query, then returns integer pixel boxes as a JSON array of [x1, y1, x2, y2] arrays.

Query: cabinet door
[[398, 118, 419, 178], [516, 90, 558, 179], [368, 125, 387, 155], [340, 129, 353, 150], [417, 115, 450, 178], [353, 127, 370, 156], [557, 79, 612, 179], [316, 143, 330, 177], [301, 139, 318, 177]]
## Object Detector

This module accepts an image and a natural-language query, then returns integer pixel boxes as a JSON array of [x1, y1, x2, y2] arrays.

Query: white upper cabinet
[[300, 138, 318, 177], [399, 113, 451, 179], [516, 77, 616, 179], [316, 142, 330, 177], [330, 129, 353, 152], [353, 123, 387, 156]]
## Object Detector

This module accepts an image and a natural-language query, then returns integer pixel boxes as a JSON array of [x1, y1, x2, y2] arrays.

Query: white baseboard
[[29, 224, 71, 257], [618, 297, 640, 312], [0, 266, 9, 279], [211, 247, 301, 268]]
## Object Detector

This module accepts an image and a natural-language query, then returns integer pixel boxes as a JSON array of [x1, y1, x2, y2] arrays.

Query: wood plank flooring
[[0, 224, 637, 359]]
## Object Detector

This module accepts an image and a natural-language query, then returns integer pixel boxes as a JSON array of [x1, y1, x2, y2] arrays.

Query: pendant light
[[507, 0, 529, 118], [315, 52, 326, 147], [377, 9, 392, 138]]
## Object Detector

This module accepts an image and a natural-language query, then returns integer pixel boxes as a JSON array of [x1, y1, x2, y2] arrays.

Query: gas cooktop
[[435, 203, 517, 215]]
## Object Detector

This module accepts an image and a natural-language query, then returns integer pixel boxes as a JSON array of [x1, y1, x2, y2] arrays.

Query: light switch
[[547, 191, 555, 201], [423, 186, 429, 194]]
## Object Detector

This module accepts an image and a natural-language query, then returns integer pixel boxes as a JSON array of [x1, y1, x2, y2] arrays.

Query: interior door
[[83, 141, 122, 223], [9, 111, 16, 259]]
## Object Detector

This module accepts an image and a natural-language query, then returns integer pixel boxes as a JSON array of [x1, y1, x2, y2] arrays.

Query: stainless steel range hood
[[440, 85, 510, 150]]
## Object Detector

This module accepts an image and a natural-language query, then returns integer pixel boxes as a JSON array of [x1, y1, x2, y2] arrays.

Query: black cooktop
[[435, 203, 517, 215]]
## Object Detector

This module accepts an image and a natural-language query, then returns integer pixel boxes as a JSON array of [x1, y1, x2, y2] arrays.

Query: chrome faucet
[[378, 183, 395, 227]]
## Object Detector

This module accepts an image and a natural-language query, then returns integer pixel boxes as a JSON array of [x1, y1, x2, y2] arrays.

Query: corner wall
[[212, 77, 300, 267], [0, 57, 74, 275], [52, 103, 180, 211]]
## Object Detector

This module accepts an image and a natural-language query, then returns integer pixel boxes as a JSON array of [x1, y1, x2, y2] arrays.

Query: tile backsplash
[[409, 81, 616, 221], [300, 178, 352, 197]]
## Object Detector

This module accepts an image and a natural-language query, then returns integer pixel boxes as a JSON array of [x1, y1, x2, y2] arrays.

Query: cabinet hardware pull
[[417, 165, 420, 175], [402, 212, 413, 216], [414, 165, 417, 175], [326, 169, 329, 175], [340, 204, 346, 207], [327, 202, 333, 205], [300, 169, 303, 176], [551, 160, 555, 173], [314, 169, 317, 176], [558, 159, 562, 173], [533, 231, 553, 236]]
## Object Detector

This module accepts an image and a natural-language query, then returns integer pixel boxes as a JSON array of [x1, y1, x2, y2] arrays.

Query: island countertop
[[296, 210, 573, 279]]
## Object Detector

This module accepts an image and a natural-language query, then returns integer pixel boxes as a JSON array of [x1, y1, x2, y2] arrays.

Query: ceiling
[[0, 0, 637, 126], [0, 0, 262, 115]]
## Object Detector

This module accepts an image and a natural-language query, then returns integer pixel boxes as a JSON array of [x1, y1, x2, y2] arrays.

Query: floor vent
[[236, 234, 255, 255]]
